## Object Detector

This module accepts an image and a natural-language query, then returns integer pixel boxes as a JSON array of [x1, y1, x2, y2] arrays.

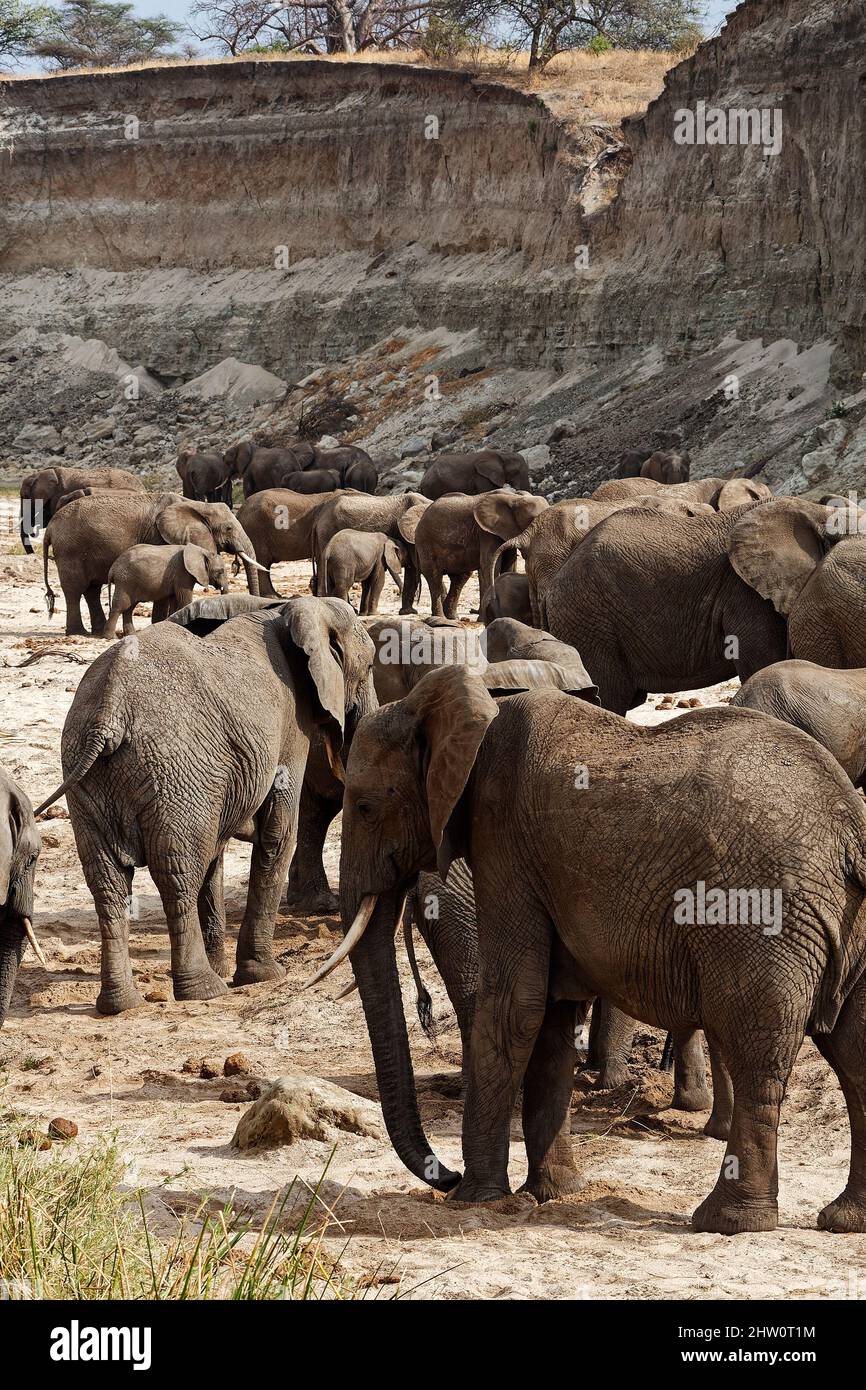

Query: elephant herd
[[7, 446, 866, 1241]]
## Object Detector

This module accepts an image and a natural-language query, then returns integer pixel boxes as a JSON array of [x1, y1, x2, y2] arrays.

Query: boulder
[[231, 1073, 384, 1150], [12, 423, 63, 453], [521, 444, 552, 477]]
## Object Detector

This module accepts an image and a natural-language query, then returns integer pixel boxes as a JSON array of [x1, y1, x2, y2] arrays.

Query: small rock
[[86, 1065, 102, 1079], [81, 416, 117, 442], [12, 423, 63, 452], [231, 1073, 384, 1150], [181, 1056, 203, 1074], [224, 1052, 252, 1077], [400, 435, 428, 458], [40, 806, 69, 820], [245, 1079, 264, 1099], [48, 1117, 78, 1141], [520, 444, 551, 477], [199, 1060, 221, 1079], [220, 1085, 249, 1103], [144, 988, 168, 1003], [544, 419, 577, 444], [19, 1130, 52, 1150]]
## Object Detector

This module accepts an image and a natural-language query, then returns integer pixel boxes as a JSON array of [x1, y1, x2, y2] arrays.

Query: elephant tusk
[[23, 918, 48, 968], [238, 552, 270, 574], [336, 978, 358, 1000], [304, 894, 377, 988]]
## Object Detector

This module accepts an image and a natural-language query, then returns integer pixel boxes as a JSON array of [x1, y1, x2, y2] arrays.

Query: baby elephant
[[105, 543, 229, 637], [320, 529, 404, 614]]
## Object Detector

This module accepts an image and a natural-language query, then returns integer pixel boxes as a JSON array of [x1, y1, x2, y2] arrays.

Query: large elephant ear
[[280, 597, 351, 778], [168, 593, 283, 634], [182, 544, 210, 586], [715, 479, 772, 512], [483, 658, 599, 703], [404, 665, 498, 875], [473, 491, 547, 539], [156, 500, 213, 549], [397, 503, 427, 545], [728, 499, 830, 615]]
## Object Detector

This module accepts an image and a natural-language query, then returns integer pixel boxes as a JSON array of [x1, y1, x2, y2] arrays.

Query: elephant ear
[[397, 503, 427, 545], [280, 597, 349, 780], [156, 500, 213, 550], [483, 658, 599, 703], [474, 456, 506, 486], [182, 544, 210, 586], [168, 593, 283, 634], [404, 665, 498, 876], [383, 539, 403, 586], [715, 479, 772, 512], [728, 499, 831, 615], [473, 491, 546, 539]]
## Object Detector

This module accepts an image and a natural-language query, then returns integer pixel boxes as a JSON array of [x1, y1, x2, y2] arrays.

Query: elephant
[[324, 663, 866, 1233], [543, 498, 863, 715], [640, 450, 691, 484], [320, 529, 404, 614], [225, 443, 306, 496], [343, 460, 378, 494], [414, 490, 547, 619], [313, 492, 429, 615], [314, 446, 377, 494], [42, 492, 263, 636], [0, 769, 42, 1032], [732, 660, 866, 787], [105, 542, 229, 637], [419, 450, 530, 500], [284, 469, 342, 494], [481, 619, 596, 696], [175, 450, 233, 507], [19, 466, 143, 553], [593, 476, 772, 509], [492, 499, 619, 628], [479, 573, 533, 627], [236, 488, 343, 597], [35, 596, 376, 1013], [616, 447, 654, 478]]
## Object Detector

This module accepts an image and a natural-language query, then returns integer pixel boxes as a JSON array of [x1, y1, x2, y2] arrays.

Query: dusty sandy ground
[[1, 539, 865, 1301]]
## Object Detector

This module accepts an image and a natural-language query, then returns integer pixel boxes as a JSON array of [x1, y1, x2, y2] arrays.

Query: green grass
[[0, 1124, 365, 1300]]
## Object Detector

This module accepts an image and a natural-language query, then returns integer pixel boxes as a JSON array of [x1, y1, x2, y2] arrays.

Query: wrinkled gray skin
[[414, 490, 547, 618], [593, 476, 772, 510], [480, 573, 533, 627], [640, 450, 691, 484], [236, 489, 342, 596], [105, 543, 229, 637], [43, 492, 260, 636], [0, 770, 41, 1032], [420, 450, 530, 500], [284, 469, 342, 494], [313, 493, 429, 614], [337, 666, 866, 1233], [35, 595, 376, 1014], [733, 660, 866, 787], [315, 447, 378, 494], [175, 450, 233, 507], [320, 529, 404, 614], [544, 499, 860, 715], [20, 466, 143, 554]]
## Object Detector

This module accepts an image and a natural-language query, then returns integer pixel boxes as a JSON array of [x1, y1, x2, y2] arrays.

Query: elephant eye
[[356, 800, 373, 820]]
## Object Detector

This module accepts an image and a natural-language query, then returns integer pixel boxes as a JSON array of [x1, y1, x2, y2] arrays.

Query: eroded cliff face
[[0, 0, 864, 388]]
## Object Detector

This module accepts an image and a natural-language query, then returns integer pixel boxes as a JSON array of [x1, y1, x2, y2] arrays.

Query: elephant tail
[[492, 537, 519, 581], [403, 891, 436, 1040], [33, 724, 116, 816], [42, 525, 55, 619]]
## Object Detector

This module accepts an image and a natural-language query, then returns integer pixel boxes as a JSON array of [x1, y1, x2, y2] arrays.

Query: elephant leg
[[198, 853, 227, 976], [426, 569, 446, 618], [705, 1036, 735, 1138], [61, 581, 88, 636], [104, 589, 127, 640], [691, 1024, 801, 1234], [520, 998, 581, 1202], [258, 565, 279, 598], [234, 776, 301, 985], [671, 1027, 711, 1112], [400, 555, 420, 615], [122, 608, 136, 636], [85, 852, 144, 1017], [813, 977, 866, 1232], [147, 849, 227, 1001], [150, 598, 170, 623], [362, 565, 386, 616], [84, 582, 106, 635], [587, 999, 633, 1088], [453, 898, 552, 1203], [443, 573, 471, 620], [285, 782, 340, 915]]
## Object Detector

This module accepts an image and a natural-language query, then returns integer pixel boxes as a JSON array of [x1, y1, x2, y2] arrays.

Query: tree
[[189, 0, 431, 56], [35, 0, 183, 69], [0, 0, 51, 66], [448, 0, 704, 67]]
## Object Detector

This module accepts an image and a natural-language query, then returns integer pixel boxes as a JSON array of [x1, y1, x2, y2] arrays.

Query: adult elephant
[[175, 449, 233, 507], [321, 665, 866, 1234], [313, 492, 429, 615], [42, 492, 263, 636], [236, 489, 345, 597], [544, 498, 860, 714], [20, 466, 143, 554], [414, 490, 547, 618], [315, 446, 377, 493], [419, 450, 530, 500], [640, 450, 690, 484], [35, 597, 375, 1012], [225, 443, 306, 497], [0, 770, 43, 1032], [593, 476, 771, 509]]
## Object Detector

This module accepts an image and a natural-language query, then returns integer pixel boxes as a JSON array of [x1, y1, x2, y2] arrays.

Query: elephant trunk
[[19, 498, 39, 555], [340, 886, 460, 1192], [231, 524, 261, 596], [0, 871, 34, 1030]]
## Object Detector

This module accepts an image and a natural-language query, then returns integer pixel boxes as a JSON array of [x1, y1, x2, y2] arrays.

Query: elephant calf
[[105, 543, 229, 638], [320, 529, 404, 614]]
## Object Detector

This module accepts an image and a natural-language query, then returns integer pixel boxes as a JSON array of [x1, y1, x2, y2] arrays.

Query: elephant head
[[712, 478, 773, 512], [19, 468, 63, 553], [727, 497, 866, 664], [472, 490, 548, 543], [640, 451, 691, 485], [0, 774, 42, 1031], [223, 441, 255, 477], [154, 498, 264, 596]]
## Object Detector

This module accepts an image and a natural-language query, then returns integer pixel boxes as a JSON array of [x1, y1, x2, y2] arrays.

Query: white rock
[[231, 1073, 384, 1150], [181, 357, 286, 407], [521, 444, 552, 476]]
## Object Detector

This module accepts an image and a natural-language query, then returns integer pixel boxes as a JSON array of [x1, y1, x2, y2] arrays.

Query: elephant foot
[[172, 967, 229, 1001], [284, 886, 339, 916], [672, 1082, 712, 1113], [96, 982, 146, 1016], [233, 956, 286, 986], [519, 1164, 582, 1204], [703, 1110, 732, 1140], [206, 949, 228, 979], [692, 1190, 778, 1235], [592, 1065, 629, 1090], [817, 1190, 866, 1233], [447, 1179, 510, 1204], [399, 607, 418, 616]]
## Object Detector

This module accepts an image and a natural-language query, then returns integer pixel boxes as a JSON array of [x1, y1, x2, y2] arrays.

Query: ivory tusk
[[304, 894, 377, 988], [336, 978, 358, 1001], [23, 918, 48, 968], [238, 552, 271, 574]]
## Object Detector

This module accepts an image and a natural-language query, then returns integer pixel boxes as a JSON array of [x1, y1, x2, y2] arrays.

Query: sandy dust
[[1, 541, 864, 1301]]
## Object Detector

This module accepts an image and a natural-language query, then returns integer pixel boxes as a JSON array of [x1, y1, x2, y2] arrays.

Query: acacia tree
[[449, 0, 703, 66], [190, 0, 432, 55], [35, 0, 182, 68], [0, 0, 51, 66]]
